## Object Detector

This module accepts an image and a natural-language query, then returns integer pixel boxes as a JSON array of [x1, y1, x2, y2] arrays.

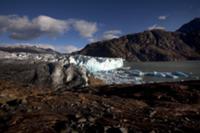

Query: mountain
[[0, 45, 59, 54], [177, 18, 200, 53], [177, 17, 200, 33], [77, 18, 200, 61]]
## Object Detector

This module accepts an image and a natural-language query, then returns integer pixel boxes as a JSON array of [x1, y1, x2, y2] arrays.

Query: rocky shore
[[0, 48, 199, 132], [0, 80, 199, 133]]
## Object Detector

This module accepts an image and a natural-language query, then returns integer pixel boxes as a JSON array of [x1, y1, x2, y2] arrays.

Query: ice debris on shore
[[93, 69, 190, 84]]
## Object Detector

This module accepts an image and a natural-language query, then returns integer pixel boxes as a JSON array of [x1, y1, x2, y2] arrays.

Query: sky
[[0, 0, 199, 53]]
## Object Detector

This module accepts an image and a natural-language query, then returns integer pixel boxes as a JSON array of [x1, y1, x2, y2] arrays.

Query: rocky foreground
[[0, 80, 199, 133]]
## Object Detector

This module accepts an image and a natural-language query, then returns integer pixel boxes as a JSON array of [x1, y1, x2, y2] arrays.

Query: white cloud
[[35, 44, 56, 50], [73, 20, 97, 38], [102, 30, 122, 40], [63, 45, 81, 53], [33, 15, 69, 35], [49, 44, 81, 53], [158, 15, 167, 20], [88, 37, 98, 43], [0, 15, 98, 40], [0, 15, 70, 40], [148, 24, 165, 30]]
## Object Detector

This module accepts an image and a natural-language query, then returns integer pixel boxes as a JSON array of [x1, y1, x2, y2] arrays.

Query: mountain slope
[[78, 18, 200, 61], [0, 45, 59, 54], [177, 17, 200, 53]]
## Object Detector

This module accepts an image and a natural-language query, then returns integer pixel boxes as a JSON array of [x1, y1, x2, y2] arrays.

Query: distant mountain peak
[[177, 17, 200, 33], [0, 45, 59, 54]]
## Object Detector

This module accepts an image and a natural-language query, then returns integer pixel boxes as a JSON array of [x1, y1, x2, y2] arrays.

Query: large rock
[[0, 59, 87, 90]]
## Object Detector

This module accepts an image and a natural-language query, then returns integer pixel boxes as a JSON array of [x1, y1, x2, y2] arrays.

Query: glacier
[[0, 51, 192, 85], [69, 55, 124, 72], [0, 52, 124, 72]]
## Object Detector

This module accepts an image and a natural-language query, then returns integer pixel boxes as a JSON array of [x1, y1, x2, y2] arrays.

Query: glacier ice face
[[69, 55, 124, 72], [0, 52, 124, 72]]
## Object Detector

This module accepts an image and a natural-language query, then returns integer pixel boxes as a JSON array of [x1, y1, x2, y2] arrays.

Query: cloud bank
[[87, 30, 122, 43], [0, 15, 98, 40], [158, 15, 168, 20], [102, 30, 122, 40], [73, 20, 97, 38], [148, 24, 165, 30]]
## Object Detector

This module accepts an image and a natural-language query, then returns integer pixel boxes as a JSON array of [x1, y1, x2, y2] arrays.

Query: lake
[[125, 61, 200, 83], [94, 61, 200, 84]]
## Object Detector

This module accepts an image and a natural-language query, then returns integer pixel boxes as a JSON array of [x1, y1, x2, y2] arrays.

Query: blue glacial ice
[[145, 71, 167, 78], [69, 55, 124, 72], [92, 68, 190, 85], [67, 56, 190, 84], [172, 71, 189, 78]]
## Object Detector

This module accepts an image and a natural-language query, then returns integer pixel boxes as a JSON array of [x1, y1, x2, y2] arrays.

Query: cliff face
[[78, 18, 200, 61]]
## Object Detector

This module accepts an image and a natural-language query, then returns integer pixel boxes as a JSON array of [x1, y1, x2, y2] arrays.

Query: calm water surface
[[125, 61, 200, 82]]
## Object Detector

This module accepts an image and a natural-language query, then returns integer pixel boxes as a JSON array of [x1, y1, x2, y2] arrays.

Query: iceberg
[[144, 71, 189, 79], [130, 69, 144, 76], [145, 71, 166, 78], [172, 71, 189, 78], [165, 72, 179, 79]]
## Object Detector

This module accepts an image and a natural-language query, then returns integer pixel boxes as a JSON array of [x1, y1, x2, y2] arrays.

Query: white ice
[[69, 55, 124, 72]]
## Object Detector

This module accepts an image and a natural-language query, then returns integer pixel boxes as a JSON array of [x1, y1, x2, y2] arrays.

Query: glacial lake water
[[125, 61, 200, 83]]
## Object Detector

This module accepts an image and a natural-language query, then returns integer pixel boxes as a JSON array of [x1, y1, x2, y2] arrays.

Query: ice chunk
[[145, 71, 166, 78], [165, 72, 179, 79], [130, 69, 144, 76], [172, 71, 189, 78]]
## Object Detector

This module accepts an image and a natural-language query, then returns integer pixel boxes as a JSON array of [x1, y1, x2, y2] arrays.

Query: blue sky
[[0, 0, 199, 52]]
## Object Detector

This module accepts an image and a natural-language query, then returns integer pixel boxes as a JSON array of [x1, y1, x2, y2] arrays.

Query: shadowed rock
[[0, 59, 87, 90]]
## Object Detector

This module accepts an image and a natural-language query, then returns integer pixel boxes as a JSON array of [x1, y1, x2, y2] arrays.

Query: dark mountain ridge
[[78, 18, 200, 61]]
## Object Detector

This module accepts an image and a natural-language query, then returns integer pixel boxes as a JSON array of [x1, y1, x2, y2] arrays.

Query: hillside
[[78, 18, 200, 61]]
